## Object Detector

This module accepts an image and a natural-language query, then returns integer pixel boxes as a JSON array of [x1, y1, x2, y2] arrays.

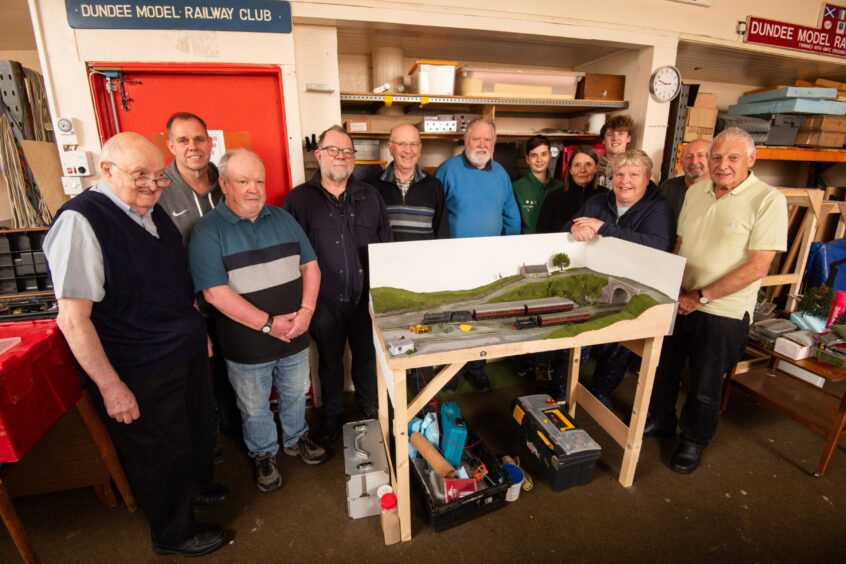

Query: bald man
[[373, 123, 449, 240], [658, 138, 710, 220], [44, 133, 227, 557]]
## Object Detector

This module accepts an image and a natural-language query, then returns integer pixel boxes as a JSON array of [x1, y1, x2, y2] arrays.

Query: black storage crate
[[409, 424, 510, 532], [0, 229, 52, 297], [512, 394, 601, 491]]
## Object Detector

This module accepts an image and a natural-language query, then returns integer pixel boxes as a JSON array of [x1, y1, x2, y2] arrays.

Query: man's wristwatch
[[697, 289, 709, 305], [260, 314, 274, 334]]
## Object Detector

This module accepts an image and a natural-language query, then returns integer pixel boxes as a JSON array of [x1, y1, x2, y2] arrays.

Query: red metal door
[[88, 63, 292, 204]]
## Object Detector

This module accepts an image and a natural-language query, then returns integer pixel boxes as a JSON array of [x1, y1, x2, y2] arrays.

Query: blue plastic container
[[440, 401, 467, 469]]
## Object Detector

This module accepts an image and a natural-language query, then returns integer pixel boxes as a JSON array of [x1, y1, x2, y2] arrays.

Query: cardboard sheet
[[19, 140, 68, 215]]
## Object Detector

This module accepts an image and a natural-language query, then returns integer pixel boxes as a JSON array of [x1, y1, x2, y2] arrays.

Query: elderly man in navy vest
[[44, 132, 228, 558]]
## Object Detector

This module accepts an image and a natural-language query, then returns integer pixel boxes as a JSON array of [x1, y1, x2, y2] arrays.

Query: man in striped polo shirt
[[189, 149, 327, 493], [373, 123, 449, 241]]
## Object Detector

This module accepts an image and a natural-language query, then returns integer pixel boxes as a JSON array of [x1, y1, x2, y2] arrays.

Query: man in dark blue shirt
[[284, 125, 393, 442]]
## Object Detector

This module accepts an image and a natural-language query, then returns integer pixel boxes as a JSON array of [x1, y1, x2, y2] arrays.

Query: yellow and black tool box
[[511, 394, 601, 491]]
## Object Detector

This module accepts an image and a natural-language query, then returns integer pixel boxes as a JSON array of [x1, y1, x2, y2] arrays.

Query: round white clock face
[[650, 66, 681, 103]]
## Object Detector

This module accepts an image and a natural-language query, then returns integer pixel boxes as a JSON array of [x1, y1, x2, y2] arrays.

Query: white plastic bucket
[[503, 463, 524, 502]]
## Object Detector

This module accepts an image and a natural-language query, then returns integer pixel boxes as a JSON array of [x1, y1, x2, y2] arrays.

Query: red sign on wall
[[745, 3, 846, 59]]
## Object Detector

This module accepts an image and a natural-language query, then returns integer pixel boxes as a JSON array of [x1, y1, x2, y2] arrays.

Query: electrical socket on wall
[[61, 176, 83, 195]]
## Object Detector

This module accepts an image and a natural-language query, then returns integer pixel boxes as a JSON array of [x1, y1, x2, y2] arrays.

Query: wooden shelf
[[676, 143, 846, 167], [348, 131, 600, 142], [340, 92, 628, 116]]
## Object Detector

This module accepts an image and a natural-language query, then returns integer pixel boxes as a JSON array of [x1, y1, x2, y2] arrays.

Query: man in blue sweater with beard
[[435, 117, 521, 391]]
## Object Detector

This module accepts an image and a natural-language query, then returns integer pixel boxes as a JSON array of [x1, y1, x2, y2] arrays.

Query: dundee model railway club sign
[[65, 0, 291, 33], [745, 3, 846, 59]]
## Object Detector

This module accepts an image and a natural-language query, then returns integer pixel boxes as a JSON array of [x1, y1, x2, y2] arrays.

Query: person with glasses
[[512, 135, 563, 234], [373, 123, 448, 241], [43, 132, 228, 557], [284, 125, 393, 443]]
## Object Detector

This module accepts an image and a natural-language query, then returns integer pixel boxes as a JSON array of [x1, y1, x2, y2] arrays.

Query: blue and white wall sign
[[65, 0, 292, 33]]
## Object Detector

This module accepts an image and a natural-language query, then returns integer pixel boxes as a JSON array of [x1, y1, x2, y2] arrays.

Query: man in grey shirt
[[658, 138, 710, 220], [159, 112, 222, 245]]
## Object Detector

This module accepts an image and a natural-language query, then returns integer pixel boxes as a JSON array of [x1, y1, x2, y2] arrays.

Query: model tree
[[551, 252, 570, 272]]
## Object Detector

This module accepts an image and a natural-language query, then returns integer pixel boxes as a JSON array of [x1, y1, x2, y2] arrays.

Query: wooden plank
[[406, 362, 464, 419], [815, 78, 846, 91], [619, 336, 663, 487], [566, 347, 582, 419], [575, 382, 629, 447]]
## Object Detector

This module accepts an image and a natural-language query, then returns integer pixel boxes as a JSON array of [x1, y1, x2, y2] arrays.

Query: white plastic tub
[[457, 67, 584, 99]]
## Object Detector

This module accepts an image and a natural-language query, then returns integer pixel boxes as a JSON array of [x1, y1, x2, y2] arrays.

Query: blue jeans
[[226, 348, 310, 458]]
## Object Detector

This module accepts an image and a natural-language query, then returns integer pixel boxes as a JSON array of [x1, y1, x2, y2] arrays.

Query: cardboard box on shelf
[[576, 74, 625, 100], [693, 92, 717, 109], [344, 118, 370, 133], [794, 129, 846, 147], [456, 67, 584, 99], [682, 106, 717, 142], [683, 125, 714, 142], [801, 115, 846, 132], [685, 106, 718, 128]]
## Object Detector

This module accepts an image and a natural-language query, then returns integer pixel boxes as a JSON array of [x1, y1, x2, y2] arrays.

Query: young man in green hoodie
[[511, 135, 563, 233]]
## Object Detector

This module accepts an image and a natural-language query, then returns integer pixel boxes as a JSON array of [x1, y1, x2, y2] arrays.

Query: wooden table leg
[[566, 347, 581, 418], [814, 393, 846, 477], [0, 477, 40, 564], [619, 337, 663, 487], [75, 391, 137, 512], [389, 365, 412, 542]]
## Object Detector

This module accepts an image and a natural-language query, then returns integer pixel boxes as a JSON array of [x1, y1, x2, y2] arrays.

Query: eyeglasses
[[319, 146, 357, 159], [389, 141, 422, 150], [107, 162, 173, 188]]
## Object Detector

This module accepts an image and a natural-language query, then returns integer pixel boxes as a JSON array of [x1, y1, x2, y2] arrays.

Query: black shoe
[[213, 440, 225, 466], [320, 416, 342, 443], [643, 416, 676, 437], [467, 371, 492, 392], [670, 441, 703, 474], [442, 376, 460, 393], [357, 406, 379, 421], [192, 484, 229, 508], [152, 525, 226, 557]]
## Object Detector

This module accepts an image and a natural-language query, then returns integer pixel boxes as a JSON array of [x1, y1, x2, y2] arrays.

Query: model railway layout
[[422, 297, 576, 325]]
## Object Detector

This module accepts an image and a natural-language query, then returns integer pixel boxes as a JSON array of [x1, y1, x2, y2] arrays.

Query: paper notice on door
[[208, 130, 226, 165]]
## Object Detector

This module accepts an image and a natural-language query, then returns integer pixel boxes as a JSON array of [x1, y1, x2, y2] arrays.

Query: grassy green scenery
[[371, 275, 521, 314], [545, 294, 660, 338], [487, 273, 607, 306]]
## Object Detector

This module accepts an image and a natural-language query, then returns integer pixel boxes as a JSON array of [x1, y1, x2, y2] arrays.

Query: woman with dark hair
[[536, 145, 600, 234]]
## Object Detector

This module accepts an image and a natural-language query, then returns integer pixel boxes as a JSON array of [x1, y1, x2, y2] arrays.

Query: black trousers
[[649, 310, 749, 447], [309, 298, 376, 418], [89, 351, 215, 545]]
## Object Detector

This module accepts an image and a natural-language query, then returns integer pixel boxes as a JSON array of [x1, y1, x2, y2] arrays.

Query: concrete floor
[[2, 372, 845, 563]]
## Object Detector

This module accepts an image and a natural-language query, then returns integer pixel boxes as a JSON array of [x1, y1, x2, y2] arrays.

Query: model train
[[422, 297, 576, 325], [513, 310, 592, 330]]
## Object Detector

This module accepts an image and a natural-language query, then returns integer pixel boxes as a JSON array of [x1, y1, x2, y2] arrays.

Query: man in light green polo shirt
[[643, 127, 787, 475]]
